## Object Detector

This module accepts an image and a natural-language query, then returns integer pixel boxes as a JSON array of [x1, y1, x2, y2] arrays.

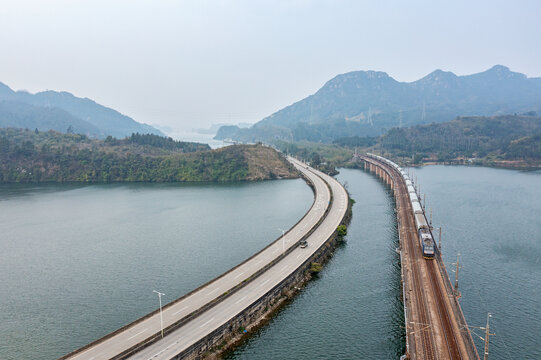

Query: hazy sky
[[1, 0, 540, 133]]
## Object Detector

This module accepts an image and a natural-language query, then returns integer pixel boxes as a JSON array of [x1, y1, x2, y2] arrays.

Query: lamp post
[[153, 290, 165, 338]]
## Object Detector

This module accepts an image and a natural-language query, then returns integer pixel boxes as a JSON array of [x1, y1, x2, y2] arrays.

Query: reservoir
[[226, 166, 540, 360], [0, 179, 313, 360], [1, 166, 539, 359]]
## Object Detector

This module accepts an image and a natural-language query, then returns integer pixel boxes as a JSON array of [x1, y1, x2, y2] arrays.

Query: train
[[366, 153, 435, 259]]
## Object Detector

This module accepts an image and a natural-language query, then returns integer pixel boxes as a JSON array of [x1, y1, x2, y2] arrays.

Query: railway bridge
[[357, 154, 480, 360]]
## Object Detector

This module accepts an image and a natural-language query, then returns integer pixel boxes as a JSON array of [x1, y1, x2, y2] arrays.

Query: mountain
[[220, 65, 541, 143], [0, 82, 164, 138], [0, 101, 102, 135]]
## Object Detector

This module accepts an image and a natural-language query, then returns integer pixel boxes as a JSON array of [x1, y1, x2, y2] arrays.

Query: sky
[[1, 0, 540, 134]]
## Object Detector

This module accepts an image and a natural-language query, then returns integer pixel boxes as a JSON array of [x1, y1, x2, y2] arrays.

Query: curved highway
[[63, 157, 347, 360], [130, 157, 348, 359]]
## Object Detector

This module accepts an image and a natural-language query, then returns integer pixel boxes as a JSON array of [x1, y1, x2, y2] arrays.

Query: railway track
[[388, 161, 463, 360], [427, 260, 462, 359], [397, 178, 436, 360]]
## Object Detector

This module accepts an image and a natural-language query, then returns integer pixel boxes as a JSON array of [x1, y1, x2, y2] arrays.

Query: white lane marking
[[281, 265, 289, 272], [235, 295, 248, 304], [207, 287, 220, 295], [234, 271, 245, 279], [88, 355, 101, 360], [151, 342, 176, 359], [259, 279, 270, 287], [173, 305, 189, 315], [199, 317, 215, 328], [296, 253, 303, 259], [127, 328, 148, 340]]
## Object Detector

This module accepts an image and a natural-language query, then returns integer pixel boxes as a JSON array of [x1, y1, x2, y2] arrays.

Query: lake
[[0, 180, 313, 360], [1, 165, 539, 359]]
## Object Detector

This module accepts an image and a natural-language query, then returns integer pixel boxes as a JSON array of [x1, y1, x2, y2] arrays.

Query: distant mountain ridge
[[220, 65, 541, 142], [0, 82, 163, 138]]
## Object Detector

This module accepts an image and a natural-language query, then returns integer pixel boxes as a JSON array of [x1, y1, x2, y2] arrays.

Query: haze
[[1, 0, 540, 134]]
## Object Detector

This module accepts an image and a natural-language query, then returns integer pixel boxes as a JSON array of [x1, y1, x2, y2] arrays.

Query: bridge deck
[[61, 158, 348, 360], [360, 155, 479, 360]]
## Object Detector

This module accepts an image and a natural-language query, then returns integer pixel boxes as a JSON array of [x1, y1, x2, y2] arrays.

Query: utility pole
[[153, 290, 165, 338], [438, 227, 442, 253], [483, 313, 495, 360], [468, 313, 495, 360], [453, 253, 460, 296]]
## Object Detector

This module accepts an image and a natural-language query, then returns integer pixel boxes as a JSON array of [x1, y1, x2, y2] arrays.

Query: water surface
[[226, 168, 405, 359], [406, 166, 541, 360], [0, 180, 313, 360]]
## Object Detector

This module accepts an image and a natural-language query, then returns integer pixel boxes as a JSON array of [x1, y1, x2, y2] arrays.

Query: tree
[[337, 225, 347, 237], [311, 152, 321, 166]]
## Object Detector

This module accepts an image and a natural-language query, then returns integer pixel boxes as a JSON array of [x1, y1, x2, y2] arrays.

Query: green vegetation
[[376, 115, 541, 167], [309, 262, 323, 274], [0, 128, 298, 183], [105, 133, 209, 152], [336, 225, 347, 238], [333, 136, 377, 148], [216, 65, 541, 143], [269, 115, 541, 172], [273, 140, 353, 175]]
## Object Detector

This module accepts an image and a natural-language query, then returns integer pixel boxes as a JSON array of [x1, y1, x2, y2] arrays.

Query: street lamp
[[278, 228, 286, 254], [153, 290, 165, 338]]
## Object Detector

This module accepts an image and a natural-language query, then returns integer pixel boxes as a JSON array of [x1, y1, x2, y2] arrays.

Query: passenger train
[[366, 153, 435, 259]]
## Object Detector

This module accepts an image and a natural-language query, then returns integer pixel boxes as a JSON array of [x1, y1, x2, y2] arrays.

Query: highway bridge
[[357, 154, 480, 360], [60, 157, 349, 360]]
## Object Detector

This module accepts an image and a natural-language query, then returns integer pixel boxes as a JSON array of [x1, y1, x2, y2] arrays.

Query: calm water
[[225, 168, 405, 359], [227, 166, 540, 360], [1, 166, 539, 360], [406, 166, 541, 360], [0, 180, 313, 360]]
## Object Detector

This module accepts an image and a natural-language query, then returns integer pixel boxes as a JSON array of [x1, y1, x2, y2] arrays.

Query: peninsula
[[0, 129, 298, 182]]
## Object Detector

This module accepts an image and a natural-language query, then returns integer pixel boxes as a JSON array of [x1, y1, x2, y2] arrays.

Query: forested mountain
[[0, 82, 163, 138], [220, 65, 541, 143], [378, 114, 541, 161], [0, 100, 102, 135], [0, 129, 298, 182]]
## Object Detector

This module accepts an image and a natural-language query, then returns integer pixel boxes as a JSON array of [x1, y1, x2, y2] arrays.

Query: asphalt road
[[130, 158, 348, 359], [63, 158, 345, 360]]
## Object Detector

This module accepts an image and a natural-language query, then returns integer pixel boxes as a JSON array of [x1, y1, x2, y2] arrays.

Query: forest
[[0, 129, 296, 182], [377, 115, 541, 164]]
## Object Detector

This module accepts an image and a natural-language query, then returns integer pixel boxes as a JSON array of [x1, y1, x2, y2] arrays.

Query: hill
[[378, 114, 541, 165], [0, 129, 298, 182], [219, 65, 541, 143], [0, 82, 163, 138], [329, 115, 541, 169]]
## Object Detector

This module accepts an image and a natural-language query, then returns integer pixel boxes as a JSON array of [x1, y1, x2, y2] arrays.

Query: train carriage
[[411, 201, 423, 214], [414, 213, 434, 259], [419, 230, 435, 259]]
